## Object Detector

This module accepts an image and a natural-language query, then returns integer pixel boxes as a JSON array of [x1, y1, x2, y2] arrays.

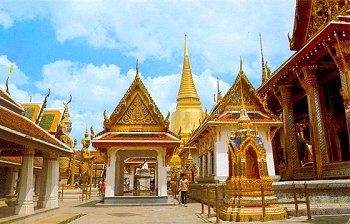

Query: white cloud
[[0, 11, 13, 28], [0, 0, 296, 75]]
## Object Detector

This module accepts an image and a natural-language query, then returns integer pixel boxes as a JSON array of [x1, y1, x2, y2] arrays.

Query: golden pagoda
[[170, 34, 204, 171]]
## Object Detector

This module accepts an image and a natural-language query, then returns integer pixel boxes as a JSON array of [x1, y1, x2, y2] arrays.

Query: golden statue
[[79, 128, 95, 185], [59, 96, 74, 148], [58, 96, 74, 185]]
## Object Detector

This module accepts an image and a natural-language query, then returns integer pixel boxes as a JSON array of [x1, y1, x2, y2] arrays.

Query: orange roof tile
[[0, 156, 42, 167]]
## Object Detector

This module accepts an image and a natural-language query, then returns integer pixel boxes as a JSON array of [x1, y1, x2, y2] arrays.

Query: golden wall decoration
[[117, 94, 157, 125]]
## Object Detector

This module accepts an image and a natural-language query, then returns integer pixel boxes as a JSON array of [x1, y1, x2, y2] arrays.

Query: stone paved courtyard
[[1, 196, 350, 224]]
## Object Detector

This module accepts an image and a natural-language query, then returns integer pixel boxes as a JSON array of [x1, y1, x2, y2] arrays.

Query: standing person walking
[[101, 179, 106, 197], [178, 174, 189, 207]]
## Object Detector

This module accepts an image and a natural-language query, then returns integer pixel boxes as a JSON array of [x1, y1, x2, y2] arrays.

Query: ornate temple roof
[[289, 0, 348, 51], [0, 104, 73, 155], [102, 63, 170, 133], [210, 58, 276, 118], [258, 7, 350, 98]]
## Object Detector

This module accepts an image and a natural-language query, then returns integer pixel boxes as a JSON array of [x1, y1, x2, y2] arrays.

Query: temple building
[[257, 0, 350, 180], [185, 59, 283, 184], [170, 35, 204, 179], [0, 87, 73, 215], [92, 63, 181, 203]]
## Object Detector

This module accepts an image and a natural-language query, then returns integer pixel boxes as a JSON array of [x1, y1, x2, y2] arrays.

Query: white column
[[157, 149, 167, 196], [260, 126, 276, 176], [37, 157, 59, 209], [129, 166, 135, 190], [215, 139, 229, 182], [34, 170, 42, 196], [118, 155, 124, 195], [8, 168, 19, 195], [105, 149, 116, 197], [15, 150, 35, 215]]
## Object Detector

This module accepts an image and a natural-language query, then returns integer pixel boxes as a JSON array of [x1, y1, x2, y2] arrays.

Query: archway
[[245, 147, 260, 179]]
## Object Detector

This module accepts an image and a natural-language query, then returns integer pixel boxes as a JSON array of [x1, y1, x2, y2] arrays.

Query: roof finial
[[135, 59, 140, 80], [239, 56, 243, 75], [238, 58, 251, 127], [239, 64, 245, 109], [36, 88, 50, 124], [260, 33, 267, 84], [5, 76, 9, 94], [184, 34, 188, 57], [217, 77, 222, 102]]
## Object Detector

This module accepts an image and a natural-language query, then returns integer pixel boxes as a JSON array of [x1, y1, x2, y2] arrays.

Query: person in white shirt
[[178, 174, 190, 206]]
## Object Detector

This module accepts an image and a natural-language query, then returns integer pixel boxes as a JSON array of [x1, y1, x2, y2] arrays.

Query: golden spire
[[237, 57, 251, 128], [176, 34, 201, 104], [187, 148, 193, 162], [135, 59, 140, 80], [260, 33, 267, 84]]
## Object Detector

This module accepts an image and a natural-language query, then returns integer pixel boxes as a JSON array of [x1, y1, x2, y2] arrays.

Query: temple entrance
[[123, 156, 157, 195], [246, 147, 260, 179], [112, 149, 163, 197]]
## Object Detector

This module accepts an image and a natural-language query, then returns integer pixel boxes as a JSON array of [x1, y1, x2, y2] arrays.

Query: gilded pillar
[[301, 66, 329, 179], [70, 153, 76, 186], [333, 39, 350, 148], [279, 85, 299, 180]]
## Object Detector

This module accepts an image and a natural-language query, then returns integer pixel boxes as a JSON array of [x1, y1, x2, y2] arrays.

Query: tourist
[[101, 178, 106, 197], [98, 179, 102, 195], [176, 175, 181, 204], [178, 174, 189, 207]]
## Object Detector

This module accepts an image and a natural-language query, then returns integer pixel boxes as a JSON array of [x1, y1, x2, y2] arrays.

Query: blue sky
[[0, 0, 296, 146]]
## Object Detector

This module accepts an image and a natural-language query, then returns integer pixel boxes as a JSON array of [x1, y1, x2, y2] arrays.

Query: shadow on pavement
[[74, 200, 101, 207], [300, 215, 350, 224]]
